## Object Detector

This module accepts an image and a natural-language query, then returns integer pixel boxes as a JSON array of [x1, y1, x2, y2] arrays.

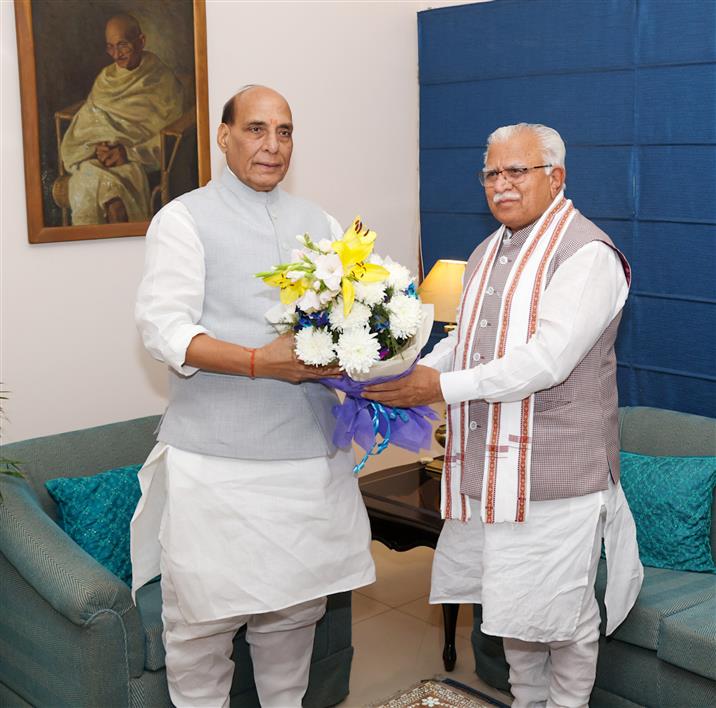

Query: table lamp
[[418, 258, 467, 329], [418, 259, 467, 474]]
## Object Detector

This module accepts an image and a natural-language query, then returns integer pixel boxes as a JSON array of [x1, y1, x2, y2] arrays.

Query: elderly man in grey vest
[[366, 123, 643, 707], [132, 85, 375, 707]]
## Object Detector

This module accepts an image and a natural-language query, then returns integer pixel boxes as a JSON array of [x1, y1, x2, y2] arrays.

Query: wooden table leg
[[442, 603, 459, 671]]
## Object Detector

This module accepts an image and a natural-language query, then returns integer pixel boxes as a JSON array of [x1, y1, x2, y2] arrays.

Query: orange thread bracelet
[[249, 348, 256, 379]]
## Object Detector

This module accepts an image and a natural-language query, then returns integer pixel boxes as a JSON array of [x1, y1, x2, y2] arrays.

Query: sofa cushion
[[135, 579, 166, 671], [596, 563, 716, 651], [45, 464, 142, 585], [658, 594, 716, 681], [619, 451, 716, 573]]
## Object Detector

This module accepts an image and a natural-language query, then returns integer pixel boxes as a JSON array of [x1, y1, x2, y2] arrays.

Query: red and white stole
[[441, 192, 576, 523]]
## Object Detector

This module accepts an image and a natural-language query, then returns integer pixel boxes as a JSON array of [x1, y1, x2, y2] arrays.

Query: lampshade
[[418, 259, 467, 323]]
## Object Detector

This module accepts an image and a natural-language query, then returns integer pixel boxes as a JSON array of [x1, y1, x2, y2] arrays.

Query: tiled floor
[[336, 541, 513, 706]]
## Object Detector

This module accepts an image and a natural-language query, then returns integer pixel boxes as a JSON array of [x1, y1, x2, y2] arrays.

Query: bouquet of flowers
[[257, 216, 437, 470]]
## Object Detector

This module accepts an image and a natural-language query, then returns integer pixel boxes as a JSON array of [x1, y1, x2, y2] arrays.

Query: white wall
[[0, 0, 468, 447]]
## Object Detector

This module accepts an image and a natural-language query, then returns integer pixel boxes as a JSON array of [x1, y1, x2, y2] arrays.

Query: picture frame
[[14, 0, 210, 244]]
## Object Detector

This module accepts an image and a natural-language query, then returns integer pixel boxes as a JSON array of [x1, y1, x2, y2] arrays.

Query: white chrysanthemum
[[386, 292, 423, 339], [294, 327, 336, 366], [335, 328, 380, 376], [329, 298, 371, 331], [354, 280, 386, 306], [382, 255, 413, 291]]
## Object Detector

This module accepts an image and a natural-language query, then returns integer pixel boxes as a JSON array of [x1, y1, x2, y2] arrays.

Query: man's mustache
[[493, 191, 521, 204]]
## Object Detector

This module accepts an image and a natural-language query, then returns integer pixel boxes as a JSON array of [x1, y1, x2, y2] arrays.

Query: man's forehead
[[236, 101, 292, 126], [486, 132, 541, 165], [105, 22, 131, 41]]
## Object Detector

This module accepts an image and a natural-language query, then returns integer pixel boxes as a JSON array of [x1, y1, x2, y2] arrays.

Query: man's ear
[[217, 124, 229, 153], [550, 165, 565, 197], [137, 33, 146, 51]]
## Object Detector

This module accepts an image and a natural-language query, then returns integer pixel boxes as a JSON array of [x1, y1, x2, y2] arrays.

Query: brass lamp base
[[434, 421, 446, 448]]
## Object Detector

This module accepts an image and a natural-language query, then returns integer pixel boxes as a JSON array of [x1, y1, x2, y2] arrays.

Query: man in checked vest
[[366, 123, 643, 707], [132, 85, 375, 707]]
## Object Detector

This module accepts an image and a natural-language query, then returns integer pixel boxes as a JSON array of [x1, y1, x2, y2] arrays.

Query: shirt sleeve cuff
[[165, 325, 212, 376], [439, 368, 477, 405], [420, 348, 440, 369]]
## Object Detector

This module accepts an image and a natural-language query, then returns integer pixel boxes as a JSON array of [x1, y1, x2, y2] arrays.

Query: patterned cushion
[[658, 595, 716, 680], [45, 464, 142, 585], [619, 452, 716, 573]]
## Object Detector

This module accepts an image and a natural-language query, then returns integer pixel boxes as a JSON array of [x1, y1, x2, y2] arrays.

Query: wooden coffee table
[[359, 460, 461, 671]]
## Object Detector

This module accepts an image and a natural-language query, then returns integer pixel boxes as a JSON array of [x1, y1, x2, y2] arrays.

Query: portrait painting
[[14, 0, 210, 243]]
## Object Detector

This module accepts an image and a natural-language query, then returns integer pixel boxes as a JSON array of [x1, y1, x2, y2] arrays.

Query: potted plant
[[0, 390, 23, 496]]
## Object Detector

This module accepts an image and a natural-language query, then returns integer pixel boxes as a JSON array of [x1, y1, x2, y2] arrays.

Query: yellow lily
[[262, 270, 309, 305], [332, 217, 389, 315]]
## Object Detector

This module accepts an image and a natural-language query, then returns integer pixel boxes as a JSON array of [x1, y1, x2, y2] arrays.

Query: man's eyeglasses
[[478, 164, 552, 187]]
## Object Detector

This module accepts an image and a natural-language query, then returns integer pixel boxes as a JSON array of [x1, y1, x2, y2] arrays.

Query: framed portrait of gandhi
[[14, 0, 210, 243]]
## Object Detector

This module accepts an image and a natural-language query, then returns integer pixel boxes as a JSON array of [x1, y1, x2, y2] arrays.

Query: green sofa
[[0, 416, 354, 707], [471, 406, 716, 708]]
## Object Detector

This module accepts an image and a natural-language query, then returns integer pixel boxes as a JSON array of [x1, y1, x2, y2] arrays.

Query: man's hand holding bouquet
[[256, 217, 438, 471]]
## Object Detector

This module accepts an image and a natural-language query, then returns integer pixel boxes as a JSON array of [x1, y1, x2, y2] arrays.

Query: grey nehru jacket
[[461, 211, 626, 501], [157, 168, 339, 460]]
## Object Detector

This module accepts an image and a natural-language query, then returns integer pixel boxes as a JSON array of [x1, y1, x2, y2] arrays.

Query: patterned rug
[[370, 678, 510, 708]]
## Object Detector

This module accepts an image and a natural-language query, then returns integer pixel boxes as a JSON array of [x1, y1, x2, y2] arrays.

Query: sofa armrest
[[0, 551, 148, 705], [0, 476, 138, 626]]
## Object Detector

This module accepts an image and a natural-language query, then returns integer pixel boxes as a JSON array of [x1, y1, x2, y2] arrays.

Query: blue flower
[[406, 282, 418, 298], [296, 311, 313, 330], [294, 308, 330, 332], [310, 309, 330, 327]]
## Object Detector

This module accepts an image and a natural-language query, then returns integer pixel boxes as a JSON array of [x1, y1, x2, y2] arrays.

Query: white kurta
[[131, 195, 375, 622], [430, 480, 642, 641], [422, 233, 643, 641]]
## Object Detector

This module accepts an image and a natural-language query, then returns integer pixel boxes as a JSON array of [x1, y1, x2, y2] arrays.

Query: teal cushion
[[620, 451, 716, 573], [45, 464, 142, 584]]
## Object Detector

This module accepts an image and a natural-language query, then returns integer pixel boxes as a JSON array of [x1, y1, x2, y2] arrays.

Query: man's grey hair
[[483, 123, 566, 171]]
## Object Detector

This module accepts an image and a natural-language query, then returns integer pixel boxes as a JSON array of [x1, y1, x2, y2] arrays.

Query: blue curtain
[[418, 0, 716, 417]]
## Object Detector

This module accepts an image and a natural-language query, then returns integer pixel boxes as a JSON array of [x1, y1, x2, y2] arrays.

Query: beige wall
[[0, 0, 471, 450]]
